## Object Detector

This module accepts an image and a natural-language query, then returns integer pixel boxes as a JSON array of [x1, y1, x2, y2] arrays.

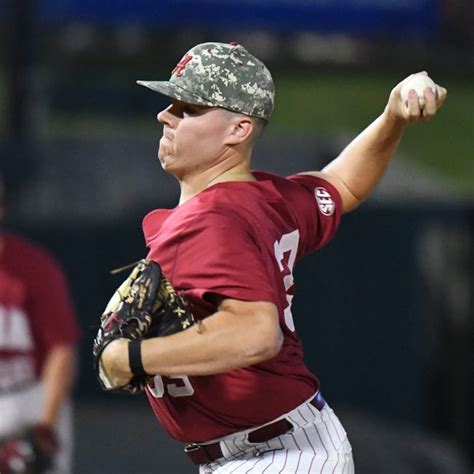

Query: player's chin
[[158, 146, 171, 167], [159, 158, 171, 172], [158, 153, 179, 175]]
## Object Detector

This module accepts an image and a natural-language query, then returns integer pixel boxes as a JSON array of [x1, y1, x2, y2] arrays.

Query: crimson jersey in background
[[0, 234, 80, 393], [142, 171, 342, 442]]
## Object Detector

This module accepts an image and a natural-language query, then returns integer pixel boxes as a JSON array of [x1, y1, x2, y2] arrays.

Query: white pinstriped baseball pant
[[199, 396, 354, 473]]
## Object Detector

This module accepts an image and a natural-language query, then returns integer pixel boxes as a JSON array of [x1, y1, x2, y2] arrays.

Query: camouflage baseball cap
[[137, 42, 275, 120]]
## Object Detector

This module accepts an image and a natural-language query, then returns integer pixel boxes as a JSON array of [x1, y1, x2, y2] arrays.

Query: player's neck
[[178, 160, 255, 206]]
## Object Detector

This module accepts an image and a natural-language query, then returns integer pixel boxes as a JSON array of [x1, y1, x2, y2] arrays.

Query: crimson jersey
[[142, 171, 342, 442], [0, 233, 80, 393]]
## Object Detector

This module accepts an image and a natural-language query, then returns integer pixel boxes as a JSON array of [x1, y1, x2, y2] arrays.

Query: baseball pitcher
[[93, 42, 446, 473]]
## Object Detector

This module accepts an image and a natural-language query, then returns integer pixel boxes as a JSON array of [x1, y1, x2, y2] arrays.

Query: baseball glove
[[0, 424, 58, 474], [93, 259, 195, 394]]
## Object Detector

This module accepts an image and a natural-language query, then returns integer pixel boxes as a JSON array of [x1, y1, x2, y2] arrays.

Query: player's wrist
[[101, 338, 133, 385], [35, 419, 55, 431], [382, 102, 409, 129], [128, 338, 151, 377]]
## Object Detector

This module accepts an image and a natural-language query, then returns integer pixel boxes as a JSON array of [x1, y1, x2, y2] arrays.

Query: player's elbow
[[261, 324, 284, 360], [242, 311, 283, 363], [220, 299, 282, 366]]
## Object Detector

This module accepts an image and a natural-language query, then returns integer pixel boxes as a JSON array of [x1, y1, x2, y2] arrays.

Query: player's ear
[[225, 117, 254, 146]]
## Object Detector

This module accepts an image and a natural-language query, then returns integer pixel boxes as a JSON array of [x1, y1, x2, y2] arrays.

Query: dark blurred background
[[1, 0, 473, 472]]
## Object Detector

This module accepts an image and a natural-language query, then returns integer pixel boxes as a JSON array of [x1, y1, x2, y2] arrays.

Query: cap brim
[[136, 80, 174, 97], [136, 80, 211, 107]]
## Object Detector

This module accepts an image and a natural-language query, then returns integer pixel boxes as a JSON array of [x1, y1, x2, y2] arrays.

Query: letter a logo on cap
[[172, 54, 193, 77]]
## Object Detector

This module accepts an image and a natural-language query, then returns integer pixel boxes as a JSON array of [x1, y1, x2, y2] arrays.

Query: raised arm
[[301, 72, 447, 213]]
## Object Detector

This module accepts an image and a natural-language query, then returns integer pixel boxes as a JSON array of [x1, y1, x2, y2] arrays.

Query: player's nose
[[157, 105, 174, 126]]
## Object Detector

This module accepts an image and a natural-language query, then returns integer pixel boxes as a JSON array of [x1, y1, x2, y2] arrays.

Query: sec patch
[[315, 187, 335, 216]]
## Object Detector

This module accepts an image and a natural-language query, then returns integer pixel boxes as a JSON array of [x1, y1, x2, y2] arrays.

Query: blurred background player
[[0, 171, 81, 473]]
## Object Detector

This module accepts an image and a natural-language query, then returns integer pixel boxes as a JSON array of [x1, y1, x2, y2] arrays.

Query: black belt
[[184, 392, 326, 465]]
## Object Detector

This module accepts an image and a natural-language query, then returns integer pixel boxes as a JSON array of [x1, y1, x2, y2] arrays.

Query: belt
[[184, 392, 326, 465]]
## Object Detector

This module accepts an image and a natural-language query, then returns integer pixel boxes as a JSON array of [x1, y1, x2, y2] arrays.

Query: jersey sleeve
[[25, 251, 80, 350], [285, 174, 342, 256], [172, 211, 278, 305]]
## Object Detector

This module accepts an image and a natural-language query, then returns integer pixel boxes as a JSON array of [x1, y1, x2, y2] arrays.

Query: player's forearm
[[143, 309, 282, 375], [102, 308, 282, 384], [40, 345, 76, 427], [322, 109, 407, 210]]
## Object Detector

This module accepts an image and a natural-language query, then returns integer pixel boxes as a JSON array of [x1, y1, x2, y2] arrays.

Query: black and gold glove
[[92, 259, 194, 394]]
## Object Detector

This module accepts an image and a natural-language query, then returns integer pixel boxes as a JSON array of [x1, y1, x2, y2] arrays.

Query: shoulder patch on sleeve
[[314, 187, 335, 216]]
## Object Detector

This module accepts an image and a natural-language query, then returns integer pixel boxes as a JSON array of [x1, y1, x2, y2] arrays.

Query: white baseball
[[400, 75, 437, 109]]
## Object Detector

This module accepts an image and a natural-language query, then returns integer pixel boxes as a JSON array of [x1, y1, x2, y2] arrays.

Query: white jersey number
[[273, 230, 300, 332], [147, 375, 194, 398]]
